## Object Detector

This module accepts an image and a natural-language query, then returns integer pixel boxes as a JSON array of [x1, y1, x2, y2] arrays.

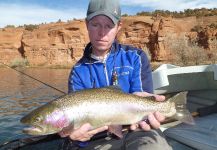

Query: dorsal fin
[[167, 91, 188, 104]]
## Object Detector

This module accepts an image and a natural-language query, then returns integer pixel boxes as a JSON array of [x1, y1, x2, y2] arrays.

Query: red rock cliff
[[0, 16, 216, 67]]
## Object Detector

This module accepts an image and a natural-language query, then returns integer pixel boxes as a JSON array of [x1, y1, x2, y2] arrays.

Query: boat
[[153, 64, 217, 150]]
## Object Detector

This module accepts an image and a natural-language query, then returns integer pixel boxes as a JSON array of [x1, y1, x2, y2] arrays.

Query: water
[[0, 68, 71, 145]]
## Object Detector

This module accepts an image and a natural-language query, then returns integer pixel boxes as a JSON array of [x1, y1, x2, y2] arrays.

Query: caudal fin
[[168, 92, 195, 125]]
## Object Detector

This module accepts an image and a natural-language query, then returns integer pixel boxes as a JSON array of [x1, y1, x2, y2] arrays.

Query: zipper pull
[[92, 79, 96, 88], [112, 71, 118, 86]]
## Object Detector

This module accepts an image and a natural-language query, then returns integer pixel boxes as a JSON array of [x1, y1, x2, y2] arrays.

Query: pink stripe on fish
[[44, 110, 69, 128]]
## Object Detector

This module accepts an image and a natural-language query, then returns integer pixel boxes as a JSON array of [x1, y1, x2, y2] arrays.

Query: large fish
[[20, 86, 194, 138]]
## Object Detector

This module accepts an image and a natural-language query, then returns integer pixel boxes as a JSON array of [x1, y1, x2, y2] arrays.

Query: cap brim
[[86, 11, 119, 24]]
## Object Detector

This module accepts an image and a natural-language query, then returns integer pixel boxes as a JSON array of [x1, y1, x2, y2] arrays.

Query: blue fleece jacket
[[68, 41, 153, 94]]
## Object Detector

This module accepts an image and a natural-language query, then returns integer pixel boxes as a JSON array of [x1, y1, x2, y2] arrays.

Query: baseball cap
[[86, 0, 121, 24]]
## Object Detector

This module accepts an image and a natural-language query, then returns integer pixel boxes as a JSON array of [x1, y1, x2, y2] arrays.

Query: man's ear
[[117, 21, 122, 32]]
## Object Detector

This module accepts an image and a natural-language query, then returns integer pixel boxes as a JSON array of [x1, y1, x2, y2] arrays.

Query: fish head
[[20, 102, 70, 135]]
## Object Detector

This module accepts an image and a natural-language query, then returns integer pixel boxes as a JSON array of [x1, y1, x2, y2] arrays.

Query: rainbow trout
[[20, 86, 194, 138]]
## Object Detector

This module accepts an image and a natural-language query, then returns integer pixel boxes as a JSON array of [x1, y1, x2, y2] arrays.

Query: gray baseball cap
[[86, 0, 121, 24]]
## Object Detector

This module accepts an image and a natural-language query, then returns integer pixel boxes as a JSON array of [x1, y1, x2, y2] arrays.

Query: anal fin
[[108, 125, 123, 138]]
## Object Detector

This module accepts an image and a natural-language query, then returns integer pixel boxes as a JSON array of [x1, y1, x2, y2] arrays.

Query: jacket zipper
[[103, 63, 109, 86]]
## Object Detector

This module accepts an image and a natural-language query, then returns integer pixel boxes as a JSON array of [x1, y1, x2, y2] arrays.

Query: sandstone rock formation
[[21, 20, 88, 66], [0, 16, 216, 67], [0, 28, 24, 64]]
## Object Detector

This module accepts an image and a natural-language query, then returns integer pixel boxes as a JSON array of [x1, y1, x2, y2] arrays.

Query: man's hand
[[131, 92, 166, 131], [59, 123, 108, 142], [133, 91, 165, 101]]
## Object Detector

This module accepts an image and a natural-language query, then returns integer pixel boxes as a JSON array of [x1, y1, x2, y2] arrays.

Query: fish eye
[[35, 117, 41, 122]]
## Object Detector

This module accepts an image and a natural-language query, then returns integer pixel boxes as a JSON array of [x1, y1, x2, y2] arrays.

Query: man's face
[[86, 15, 121, 55]]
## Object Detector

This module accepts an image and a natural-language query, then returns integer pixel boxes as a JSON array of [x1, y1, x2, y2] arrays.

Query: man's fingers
[[133, 92, 165, 101], [154, 111, 165, 122], [88, 126, 108, 136], [82, 126, 108, 141], [130, 123, 139, 130], [59, 131, 69, 137], [69, 125, 108, 141], [68, 123, 92, 140], [80, 123, 93, 131], [79, 137, 91, 142], [148, 113, 160, 129], [154, 95, 165, 101], [133, 92, 151, 97], [139, 121, 151, 131], [131, 121, 151, 131]]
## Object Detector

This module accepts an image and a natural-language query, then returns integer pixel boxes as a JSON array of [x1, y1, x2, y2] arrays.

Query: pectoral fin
[[108, 125, 123, 138], [59, 123, 74, 137]]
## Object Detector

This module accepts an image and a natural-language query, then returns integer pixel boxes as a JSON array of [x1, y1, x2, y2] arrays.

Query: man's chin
[[93, 45, 110, 52]]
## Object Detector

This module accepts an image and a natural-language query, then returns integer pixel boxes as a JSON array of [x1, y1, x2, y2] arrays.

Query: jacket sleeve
[[68, 67, 85, 93], [130, 50, 153, 93]]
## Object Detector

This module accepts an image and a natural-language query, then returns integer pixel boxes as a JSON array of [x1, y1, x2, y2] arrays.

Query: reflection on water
[[0, 68, 71, 144]]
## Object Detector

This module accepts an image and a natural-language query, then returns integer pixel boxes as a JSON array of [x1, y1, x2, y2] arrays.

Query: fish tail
[[168, 92, 195, 125]]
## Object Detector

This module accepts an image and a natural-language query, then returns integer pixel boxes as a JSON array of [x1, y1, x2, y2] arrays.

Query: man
[[61, 0, 172, 149]]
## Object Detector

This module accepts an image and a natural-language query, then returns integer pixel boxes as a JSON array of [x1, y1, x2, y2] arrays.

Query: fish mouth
[[23, 125, 44, 135]]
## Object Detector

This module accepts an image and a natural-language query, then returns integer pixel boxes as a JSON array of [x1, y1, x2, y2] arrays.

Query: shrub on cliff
[[191, 23, 217, 33], [191, 25, 204, 32], [136, 8, 217, 18], [136, 11, 152, 16], [209, 23, 217, 29], [122, 14, 129, 17], [142, 46, 151, 61], [10, 58, 29, 68], [5, 25, 16, 28], [165, 33, 208, 66], [24, 24, 39, 31]]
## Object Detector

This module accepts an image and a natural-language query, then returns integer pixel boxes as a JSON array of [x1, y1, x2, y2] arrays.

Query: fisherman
[[63, 0, 172, 149]]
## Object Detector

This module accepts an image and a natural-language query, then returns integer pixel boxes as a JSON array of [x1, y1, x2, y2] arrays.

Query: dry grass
[[164, 33, 209, 66]]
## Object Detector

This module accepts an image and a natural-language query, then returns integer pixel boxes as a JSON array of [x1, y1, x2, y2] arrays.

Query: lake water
[[0, 68, 71, 145]]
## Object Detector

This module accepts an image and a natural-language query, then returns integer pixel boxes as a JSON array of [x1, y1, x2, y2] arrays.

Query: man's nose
[[98, 26, 106, 37]]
